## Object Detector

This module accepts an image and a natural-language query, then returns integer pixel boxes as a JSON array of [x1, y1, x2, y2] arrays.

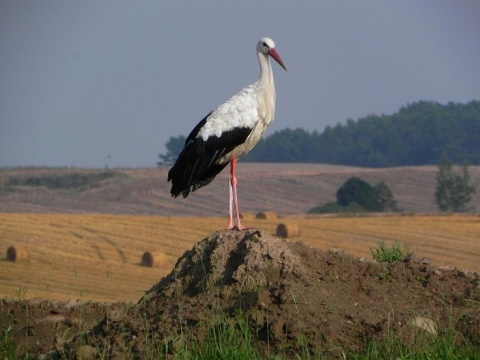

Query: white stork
[[168, 37, 286, 230]]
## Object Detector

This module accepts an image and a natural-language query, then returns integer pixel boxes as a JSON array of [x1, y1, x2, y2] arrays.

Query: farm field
[[2, 165, 480, 216], [1, 213, 479, 303]]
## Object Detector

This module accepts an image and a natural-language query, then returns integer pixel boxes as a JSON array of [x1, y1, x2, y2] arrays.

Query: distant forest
[[160, 100, 480, 167]]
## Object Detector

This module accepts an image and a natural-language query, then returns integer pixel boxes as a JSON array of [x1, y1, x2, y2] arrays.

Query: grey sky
[[1, 1, 479, 168]]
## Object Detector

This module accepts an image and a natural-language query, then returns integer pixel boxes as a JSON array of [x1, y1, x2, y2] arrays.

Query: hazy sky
[[1, 1, 479, 168]]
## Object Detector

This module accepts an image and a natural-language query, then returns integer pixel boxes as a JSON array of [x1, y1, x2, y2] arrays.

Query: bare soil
[[2, 229, 479, 358]]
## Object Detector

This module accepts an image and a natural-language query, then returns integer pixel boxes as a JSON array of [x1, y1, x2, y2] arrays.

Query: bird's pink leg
[[226, 157, 245, 230], [227, 175, 234, 229]]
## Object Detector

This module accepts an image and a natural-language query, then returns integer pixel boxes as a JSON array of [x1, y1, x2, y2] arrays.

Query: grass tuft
[[370, 241, 409, 264], [194, 311, 258, 359], [349, 328, 479, 360], [0, 314, 18, 359]]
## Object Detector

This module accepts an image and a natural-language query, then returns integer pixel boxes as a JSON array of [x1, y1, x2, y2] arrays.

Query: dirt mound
[[3, 229, 480, 358], [143, 229, 300, 301], [138, 229, 480, 357]]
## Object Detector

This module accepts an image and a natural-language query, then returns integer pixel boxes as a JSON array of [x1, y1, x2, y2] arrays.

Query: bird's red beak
[[268, 48, 287, 71]]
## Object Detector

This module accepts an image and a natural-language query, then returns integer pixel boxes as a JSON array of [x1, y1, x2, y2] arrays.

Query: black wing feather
[[184, 111, 212, 146], [168, 113, 253, 198]]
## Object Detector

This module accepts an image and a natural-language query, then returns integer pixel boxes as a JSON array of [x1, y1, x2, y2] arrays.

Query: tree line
[[159, 100, 480, 167], [244, 100, 480, 166]]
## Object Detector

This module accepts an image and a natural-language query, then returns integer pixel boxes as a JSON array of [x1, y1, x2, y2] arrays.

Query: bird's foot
[[226, 223, 248, 231]]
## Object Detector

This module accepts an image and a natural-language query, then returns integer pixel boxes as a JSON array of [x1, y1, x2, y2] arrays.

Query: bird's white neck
[[258, 52, 275, 89], [253, 51, 276, 127], [257, 52, 276, 109]]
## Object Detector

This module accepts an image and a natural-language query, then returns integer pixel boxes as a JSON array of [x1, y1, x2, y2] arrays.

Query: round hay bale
[[6, 246, 31, 262], [141, 251, 167, 268], [239, 212, 255, 220], [276, 223, 301, 238], [256, 211, 277, 220]]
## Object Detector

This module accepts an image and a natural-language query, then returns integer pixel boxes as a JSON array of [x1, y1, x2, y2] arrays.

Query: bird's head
[[258, 37, 287, 71]]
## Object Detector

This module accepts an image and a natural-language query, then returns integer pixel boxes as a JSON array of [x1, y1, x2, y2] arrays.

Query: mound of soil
[[3, 229, 480, 358]]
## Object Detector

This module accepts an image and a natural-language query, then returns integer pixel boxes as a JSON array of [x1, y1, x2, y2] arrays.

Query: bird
[[168, 37, 286, 230]]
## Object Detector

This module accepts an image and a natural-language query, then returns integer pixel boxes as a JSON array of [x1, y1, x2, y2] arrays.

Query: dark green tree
[[158, 135, 186, 166], [434, 158, 477, 212], [309, 177, 398, 214], [336, 177, 378, 211]]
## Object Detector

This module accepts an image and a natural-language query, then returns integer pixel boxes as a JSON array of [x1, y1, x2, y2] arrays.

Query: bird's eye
[[262, 42, 269, 49]]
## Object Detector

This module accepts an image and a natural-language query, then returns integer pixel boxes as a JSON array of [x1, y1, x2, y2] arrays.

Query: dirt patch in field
[[2, 229, 480, 358]]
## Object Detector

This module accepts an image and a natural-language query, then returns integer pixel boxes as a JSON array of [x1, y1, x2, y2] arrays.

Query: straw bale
[[256, 211, 277, 220], [6, 246, 31, 262], [276, 223, 301, 238], [141, 251, 167, 268]]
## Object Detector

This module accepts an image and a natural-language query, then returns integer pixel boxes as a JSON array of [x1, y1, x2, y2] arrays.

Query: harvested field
[[1, 165, 479, 215], [1, 228, 479, 358], [1, 213, 479, 302]]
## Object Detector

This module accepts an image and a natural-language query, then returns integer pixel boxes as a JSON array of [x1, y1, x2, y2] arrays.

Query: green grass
[[370, 240, 409, 264], [179, 311, 259, 360], [0, 314, 18, 359], [350, 328, 480, 360], [2, 297, 479, 360], [163, 316, 480, 360]]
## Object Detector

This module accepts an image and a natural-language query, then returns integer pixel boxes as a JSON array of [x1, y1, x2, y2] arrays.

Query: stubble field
[[1, 213, 479, 302]]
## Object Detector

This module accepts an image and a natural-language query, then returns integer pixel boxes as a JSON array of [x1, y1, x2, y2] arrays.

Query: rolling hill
[[1, 164, 479, 216]]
